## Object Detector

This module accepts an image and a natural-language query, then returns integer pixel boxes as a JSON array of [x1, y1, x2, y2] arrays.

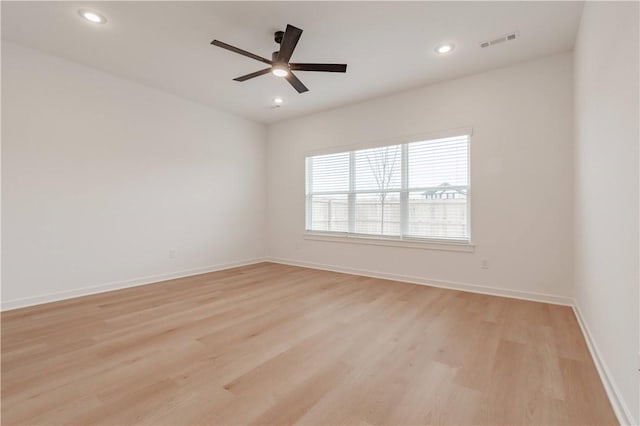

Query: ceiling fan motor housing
[[273, 31, 285, 60]]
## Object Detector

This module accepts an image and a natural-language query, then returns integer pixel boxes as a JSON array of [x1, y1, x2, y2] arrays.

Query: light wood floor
[[2, 262, 616, 425]]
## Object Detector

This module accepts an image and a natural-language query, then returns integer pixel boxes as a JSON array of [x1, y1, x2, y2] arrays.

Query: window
[[305, 134, 470, 243]]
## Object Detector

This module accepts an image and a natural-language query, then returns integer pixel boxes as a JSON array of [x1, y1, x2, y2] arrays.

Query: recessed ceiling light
[[78, 9, 107, 24], [272, 65, 289, 77], [273, 97, 284, 105], [435, 44, 454, 54]]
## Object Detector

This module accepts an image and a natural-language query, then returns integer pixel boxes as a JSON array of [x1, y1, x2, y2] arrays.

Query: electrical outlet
[[169, 248, 177, 259], [481, 259, 489, 269]]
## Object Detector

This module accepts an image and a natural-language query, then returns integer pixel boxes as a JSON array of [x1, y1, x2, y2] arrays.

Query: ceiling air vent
[[480, 32, 518, 48]]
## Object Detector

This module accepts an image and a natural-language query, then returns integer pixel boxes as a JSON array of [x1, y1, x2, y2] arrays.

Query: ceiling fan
[[211, 24, 347, 94]]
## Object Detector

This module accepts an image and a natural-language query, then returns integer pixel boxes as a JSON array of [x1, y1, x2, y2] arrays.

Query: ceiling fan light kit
[[271, 65, 289, 77], [211, 24, 347, 94]]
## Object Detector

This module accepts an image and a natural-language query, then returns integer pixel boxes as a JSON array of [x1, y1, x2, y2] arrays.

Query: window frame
[[304, 127, 473, 250]]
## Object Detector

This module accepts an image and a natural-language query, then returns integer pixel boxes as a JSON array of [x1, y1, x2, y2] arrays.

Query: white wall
[[267, 52, 574, 302], [573, 2, 639, 424], [1, 42, 267, 308]]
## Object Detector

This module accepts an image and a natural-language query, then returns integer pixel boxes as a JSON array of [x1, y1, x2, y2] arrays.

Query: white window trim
[[304, 127, 473, 247], [304, 126, 473, 158], [304, 231, 475, 253]]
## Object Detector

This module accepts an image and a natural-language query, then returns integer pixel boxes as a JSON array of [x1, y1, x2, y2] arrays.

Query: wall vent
[[480, 32, 518, 48]]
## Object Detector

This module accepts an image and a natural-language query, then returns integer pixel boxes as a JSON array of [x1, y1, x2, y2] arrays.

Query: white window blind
[[306, 134, 470, 242]]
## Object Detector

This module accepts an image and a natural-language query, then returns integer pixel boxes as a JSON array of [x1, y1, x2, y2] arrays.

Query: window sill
[[303, 232, 475, 252]]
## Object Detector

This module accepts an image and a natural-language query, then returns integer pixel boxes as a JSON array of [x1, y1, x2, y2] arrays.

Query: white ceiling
[[2, 1, 583, 124]]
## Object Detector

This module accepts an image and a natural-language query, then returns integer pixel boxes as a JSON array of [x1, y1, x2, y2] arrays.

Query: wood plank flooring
[[1, 262, 617, 425]]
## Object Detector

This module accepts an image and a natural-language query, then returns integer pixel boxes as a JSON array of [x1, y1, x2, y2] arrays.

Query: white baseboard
[[265, 257, 573, 306], [573, 302, 636, 426], [1, 257, 267, 311]]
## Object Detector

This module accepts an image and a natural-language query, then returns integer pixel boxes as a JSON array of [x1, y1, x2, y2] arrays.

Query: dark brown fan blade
[[289, 63, 347, 73], [276, 25, 303, 63], [284, 72, 308, 93], [211, 40, 272, 65], [233, 68, 272, 82]]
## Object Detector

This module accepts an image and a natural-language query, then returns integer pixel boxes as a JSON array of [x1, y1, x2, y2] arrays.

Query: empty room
[[1, 1, 638, 425]]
